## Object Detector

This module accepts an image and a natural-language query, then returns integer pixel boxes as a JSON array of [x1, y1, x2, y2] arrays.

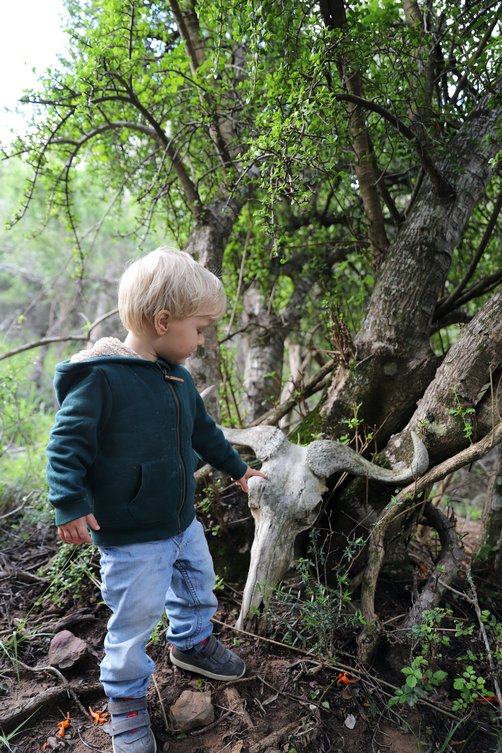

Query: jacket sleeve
[[191, 389, 247, 480], [46, 368, 112, 526]]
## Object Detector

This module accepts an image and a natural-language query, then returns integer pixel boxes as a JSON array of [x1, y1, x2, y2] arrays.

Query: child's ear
[[154, 310, 171, 335]]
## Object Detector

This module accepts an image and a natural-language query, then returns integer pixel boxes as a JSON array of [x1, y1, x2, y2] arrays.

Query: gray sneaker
[[170, 635, 246, 681], [106, 698, 157, 753]]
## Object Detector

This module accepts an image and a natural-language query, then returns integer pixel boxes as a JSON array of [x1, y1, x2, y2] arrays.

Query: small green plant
[[0, 631, 24, 682], [449, 392, 476, 442], [339, 402, 364, 445], [452, 665, 490, 710], [197, 478, 223, 515], [148, 614, 169, 646], [411, 607, 452, 660], [214, 574, 225, 591], [38, 542, 100, 606], [263, 530, 365, 657], [388, 656, 447, 707]]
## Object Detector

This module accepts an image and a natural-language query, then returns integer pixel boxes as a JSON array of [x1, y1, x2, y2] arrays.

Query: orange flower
[[89, 707, 109, 725], [56, 712, 71, 737], [336, 672, 359, 685]]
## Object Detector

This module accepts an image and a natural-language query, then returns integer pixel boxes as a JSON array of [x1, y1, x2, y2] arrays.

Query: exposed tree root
[[357, 423, 502, 663], [400, 503, 465, 631]]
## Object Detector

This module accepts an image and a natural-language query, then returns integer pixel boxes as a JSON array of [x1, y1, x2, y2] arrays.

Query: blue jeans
[[98, 517, 218, 699]]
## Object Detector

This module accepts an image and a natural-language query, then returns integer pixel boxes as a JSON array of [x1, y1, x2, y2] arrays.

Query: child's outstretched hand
[[234, 466, 267, 494], [57, 513, 100, 545]]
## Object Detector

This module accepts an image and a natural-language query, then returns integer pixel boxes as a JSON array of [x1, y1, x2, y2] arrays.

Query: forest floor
[[1, 512, 501, 753]]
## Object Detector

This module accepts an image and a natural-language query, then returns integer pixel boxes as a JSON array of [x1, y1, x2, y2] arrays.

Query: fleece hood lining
[[70, 337, 143, 363]]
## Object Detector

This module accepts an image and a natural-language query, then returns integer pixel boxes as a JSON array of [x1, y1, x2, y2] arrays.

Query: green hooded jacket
[[46, 338, 247, 546]]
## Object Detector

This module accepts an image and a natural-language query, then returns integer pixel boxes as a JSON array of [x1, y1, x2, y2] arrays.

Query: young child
[[46, 247, 265, 753]]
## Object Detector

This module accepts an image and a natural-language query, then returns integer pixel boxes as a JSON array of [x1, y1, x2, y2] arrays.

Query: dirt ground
[[0, 514, 499, 753]]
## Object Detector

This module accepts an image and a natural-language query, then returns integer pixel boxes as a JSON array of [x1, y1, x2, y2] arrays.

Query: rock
[[48, 629, 88, 669], [170, 690, 214, 732]]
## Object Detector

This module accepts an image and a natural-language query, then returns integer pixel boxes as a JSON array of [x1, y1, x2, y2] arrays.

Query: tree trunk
[[479, 443, 502, 576], [238, 286, 285, 423], [385, 287, 502, 466], [185, 196, 244, 416], [320, 83, 502, 441]]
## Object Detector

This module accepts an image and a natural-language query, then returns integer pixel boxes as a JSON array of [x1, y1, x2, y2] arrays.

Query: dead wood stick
[[0, 682, 102, 732], [466, 568, 502, 718], [248, 720, 299, 753], [222, 687, 255, 729], [211, 620, 466, 723], [16, 659, 93, 719], [250, 359, 337, 427]]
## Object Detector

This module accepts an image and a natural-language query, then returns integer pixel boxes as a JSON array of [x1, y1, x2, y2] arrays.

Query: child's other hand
[[57, 513, 100, 545], [234, 466, 267, 494]]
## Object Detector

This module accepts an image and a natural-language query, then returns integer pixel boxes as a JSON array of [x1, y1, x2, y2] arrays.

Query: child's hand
[[234, 466, 267, 494], [57, 513, 100, 545]]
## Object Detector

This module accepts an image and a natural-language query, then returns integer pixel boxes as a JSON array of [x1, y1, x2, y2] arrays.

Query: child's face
[[155, 314, 213, 364]]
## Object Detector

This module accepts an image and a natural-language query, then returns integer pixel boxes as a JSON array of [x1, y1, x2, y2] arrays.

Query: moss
[[292, 404, 327, 444]]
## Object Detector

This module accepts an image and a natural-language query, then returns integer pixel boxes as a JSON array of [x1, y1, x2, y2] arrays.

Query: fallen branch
[[0, 678, 102, 732], [248, 720, 299, 753]]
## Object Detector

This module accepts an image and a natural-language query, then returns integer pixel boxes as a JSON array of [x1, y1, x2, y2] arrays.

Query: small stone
[[170, 690, 214, 732], [48, 629, 88, 669]]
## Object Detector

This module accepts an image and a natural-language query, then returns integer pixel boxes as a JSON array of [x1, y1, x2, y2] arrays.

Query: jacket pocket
[[127, 458, 179, 525]]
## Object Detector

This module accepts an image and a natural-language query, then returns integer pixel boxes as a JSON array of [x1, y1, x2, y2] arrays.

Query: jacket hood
[[70, 337, 141, 362], [53, 337, 159, 405]]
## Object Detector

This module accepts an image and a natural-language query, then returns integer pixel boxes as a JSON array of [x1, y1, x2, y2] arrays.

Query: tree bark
[[479, 443, 502, 576], [385, 287, 502, 466], [185, 196, 246, 415], [238, 286, 286, 423], [321, 82, 502, 440]]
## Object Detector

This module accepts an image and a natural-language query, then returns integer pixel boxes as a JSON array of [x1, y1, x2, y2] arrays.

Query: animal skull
[[222, 425, 428, 630]]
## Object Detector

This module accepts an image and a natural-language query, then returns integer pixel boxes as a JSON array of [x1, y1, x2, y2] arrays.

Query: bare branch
[[436, 188, 502, 317], [450, 12, 500, 105], [334, 92, 454, 198], [250, 359, 337, 427], [0, 309, 119, 362]]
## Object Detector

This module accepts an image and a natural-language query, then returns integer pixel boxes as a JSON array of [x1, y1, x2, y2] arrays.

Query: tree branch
[[334, 92, 455, 198], [0, 309, 119, 362], [450, 12, 500, 105], [53, 116, 202, 216], [436, 188, 502, 317]]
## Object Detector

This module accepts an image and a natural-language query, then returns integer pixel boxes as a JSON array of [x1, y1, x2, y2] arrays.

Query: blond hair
[[118, 247, 226, 334]]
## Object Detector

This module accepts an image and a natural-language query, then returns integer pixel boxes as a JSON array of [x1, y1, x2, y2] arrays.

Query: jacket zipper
[[157, 363, 187, 532]]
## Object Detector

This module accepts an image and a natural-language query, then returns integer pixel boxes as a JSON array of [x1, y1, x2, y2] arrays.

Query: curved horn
[[222, 425, 288, 461], [306, 431, 428, 484]]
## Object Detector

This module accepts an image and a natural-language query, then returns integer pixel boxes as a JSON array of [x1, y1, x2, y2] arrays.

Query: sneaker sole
[[170, 652, 246, 681]]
